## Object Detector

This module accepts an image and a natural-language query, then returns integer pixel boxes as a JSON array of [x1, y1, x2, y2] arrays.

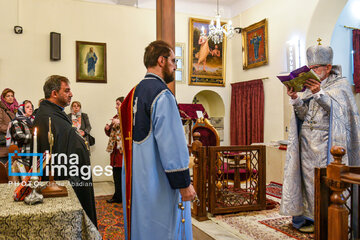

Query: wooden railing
[[188, 132, 266, 220], [315, 146, 360, 240], [189, 132, 208, 221]]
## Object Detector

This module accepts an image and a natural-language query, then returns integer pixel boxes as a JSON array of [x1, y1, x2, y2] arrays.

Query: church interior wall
[[330, 0, 360, 86], [0, 0, 234, 181], [174, 13, 232, 147], [229, 0, 349, 144], [0, 0, 354, 181], [0, 0, 160, 181]]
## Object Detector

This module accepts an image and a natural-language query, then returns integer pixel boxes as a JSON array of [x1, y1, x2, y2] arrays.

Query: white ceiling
[[82, 0, 263, 18]]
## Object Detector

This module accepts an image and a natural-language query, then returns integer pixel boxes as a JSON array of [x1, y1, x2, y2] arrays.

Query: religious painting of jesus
[[189, 18, 226, 87], [242, 19, 268, 70], [76, 41, 107, 83]]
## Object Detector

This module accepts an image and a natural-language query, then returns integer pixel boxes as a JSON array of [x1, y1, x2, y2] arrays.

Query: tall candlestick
[[32, 128, 37, 174]]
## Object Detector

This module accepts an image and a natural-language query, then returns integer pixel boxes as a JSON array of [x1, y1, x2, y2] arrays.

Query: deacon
[[280, 41, 360, 233], [120, 40, 197, 240], [34, 75, 97, 227]]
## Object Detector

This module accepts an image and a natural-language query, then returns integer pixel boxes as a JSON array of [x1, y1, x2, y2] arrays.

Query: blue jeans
[[292, 216, 314, 229]]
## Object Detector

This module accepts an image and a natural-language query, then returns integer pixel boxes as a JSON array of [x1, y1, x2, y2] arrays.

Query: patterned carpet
[[213, 205, 295, 240], [259, 217, 314, 240], [215, 185, 280, 210], [212, 182, 313, 239], [266, 181, 282, 199], [95, 195, 125, 240]]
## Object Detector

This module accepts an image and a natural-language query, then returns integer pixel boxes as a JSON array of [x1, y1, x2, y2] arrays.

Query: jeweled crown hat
[[306, 38, 333, 66]]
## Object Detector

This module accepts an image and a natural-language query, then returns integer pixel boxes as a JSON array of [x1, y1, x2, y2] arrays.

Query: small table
[[0, 181, 101, 240]]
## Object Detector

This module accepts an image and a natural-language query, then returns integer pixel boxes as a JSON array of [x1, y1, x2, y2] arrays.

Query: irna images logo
[[8, 152, 43, 177]]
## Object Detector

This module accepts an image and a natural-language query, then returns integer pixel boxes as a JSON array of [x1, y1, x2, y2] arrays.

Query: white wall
[[229, 0, 321, 143], [0, 0, 351, 181], [0, 0, 234, 181]]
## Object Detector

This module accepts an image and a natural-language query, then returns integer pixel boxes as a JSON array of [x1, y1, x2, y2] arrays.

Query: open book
[[277, 65, 320, 92]]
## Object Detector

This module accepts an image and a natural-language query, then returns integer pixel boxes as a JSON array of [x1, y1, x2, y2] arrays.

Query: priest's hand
[[286, 86, 298, 99], [304, 78, 321, 94], [179, 184, 197, 202]]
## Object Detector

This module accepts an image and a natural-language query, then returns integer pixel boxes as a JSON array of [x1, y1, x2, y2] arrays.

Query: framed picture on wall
[[188, 18, 226, 87], [242, 18, 268, 70], [76, 41, 107, 83]]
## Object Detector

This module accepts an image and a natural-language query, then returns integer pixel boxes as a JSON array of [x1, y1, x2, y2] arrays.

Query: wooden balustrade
[[325, 146, 350, 240], [189, 132, 208, 221], [316, 145, 360, 240]]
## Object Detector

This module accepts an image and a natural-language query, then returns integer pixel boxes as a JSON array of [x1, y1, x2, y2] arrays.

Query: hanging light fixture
[[208, 0, 241, 44]]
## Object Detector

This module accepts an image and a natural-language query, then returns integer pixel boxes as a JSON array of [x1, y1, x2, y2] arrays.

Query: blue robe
[[122, 73, 192, 240], [85, 52, 97, 76]]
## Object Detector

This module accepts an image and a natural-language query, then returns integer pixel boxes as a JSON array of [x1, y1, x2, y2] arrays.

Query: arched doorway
[[193, 90, 225, 141]]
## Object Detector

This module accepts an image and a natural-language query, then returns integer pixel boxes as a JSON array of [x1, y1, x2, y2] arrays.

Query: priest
[[280, 42, 360, 232], [120, 40, 197, 240], [34, 75, 97, 227]]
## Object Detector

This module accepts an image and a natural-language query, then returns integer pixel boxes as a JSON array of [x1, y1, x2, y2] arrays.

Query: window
[[175, 42, 186, 84]]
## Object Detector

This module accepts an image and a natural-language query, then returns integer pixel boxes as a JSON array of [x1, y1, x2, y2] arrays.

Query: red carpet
[[95, 195, 125, 240], [266, 181, 282, 199], [259, 216, 314, 240]]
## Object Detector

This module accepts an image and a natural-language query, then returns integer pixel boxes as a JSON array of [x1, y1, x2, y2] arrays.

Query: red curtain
[[353, 29, 360, 93], [230, 79, 264, 145]]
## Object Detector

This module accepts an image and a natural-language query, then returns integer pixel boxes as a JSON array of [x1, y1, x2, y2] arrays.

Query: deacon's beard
[[162, 64, 175, 84]]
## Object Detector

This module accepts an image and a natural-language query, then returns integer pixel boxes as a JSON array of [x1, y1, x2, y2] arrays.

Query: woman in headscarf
[[67, 101, 92, 149], [7, 100, 35, 174], [0, 88, 18, 164]]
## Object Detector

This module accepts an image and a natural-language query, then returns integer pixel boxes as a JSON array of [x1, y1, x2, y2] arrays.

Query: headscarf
[[1, 88, 19, 113], [16, 100, 34, 127], [71, 108, 82, 118], [70, 101, 82, 130]]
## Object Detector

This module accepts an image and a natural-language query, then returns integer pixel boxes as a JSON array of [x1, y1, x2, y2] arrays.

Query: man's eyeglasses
[[309, 65, 327, 70], [163, 56, 178, 64]]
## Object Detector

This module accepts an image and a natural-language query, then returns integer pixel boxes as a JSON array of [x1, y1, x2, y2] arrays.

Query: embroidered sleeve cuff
[[313, 89, 324, 100], [165, 168, 191, 189], [289, 96, 301, 106]]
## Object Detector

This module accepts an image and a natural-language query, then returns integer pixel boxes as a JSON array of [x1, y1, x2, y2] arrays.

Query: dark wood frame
[[76, 41, 107, 83], [242, 18, 268, 70]]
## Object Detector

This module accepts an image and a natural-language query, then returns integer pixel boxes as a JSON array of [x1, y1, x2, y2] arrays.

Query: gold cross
[[317, 38, 322, 45], [125, 131, 132, 141]]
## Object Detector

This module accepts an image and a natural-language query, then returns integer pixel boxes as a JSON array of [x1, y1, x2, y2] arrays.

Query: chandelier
[[208, 0, 240, 44]]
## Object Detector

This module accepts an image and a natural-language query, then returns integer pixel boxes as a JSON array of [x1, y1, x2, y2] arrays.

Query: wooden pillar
[[156, 0, 175, 95], [191, 132, 208, 221], [326, 146, 349, 240]]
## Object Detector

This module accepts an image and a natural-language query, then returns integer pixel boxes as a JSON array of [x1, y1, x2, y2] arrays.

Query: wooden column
[[156, 0, 175, 95], [326, 146, 349, 240], [191, 132, 208, 221]]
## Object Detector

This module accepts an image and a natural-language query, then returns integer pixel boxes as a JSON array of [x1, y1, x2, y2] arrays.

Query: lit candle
[[32, 128, 37, 174]]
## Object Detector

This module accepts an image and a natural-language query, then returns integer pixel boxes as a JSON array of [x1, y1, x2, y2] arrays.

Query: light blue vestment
[[122, 74, 192, 240]]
